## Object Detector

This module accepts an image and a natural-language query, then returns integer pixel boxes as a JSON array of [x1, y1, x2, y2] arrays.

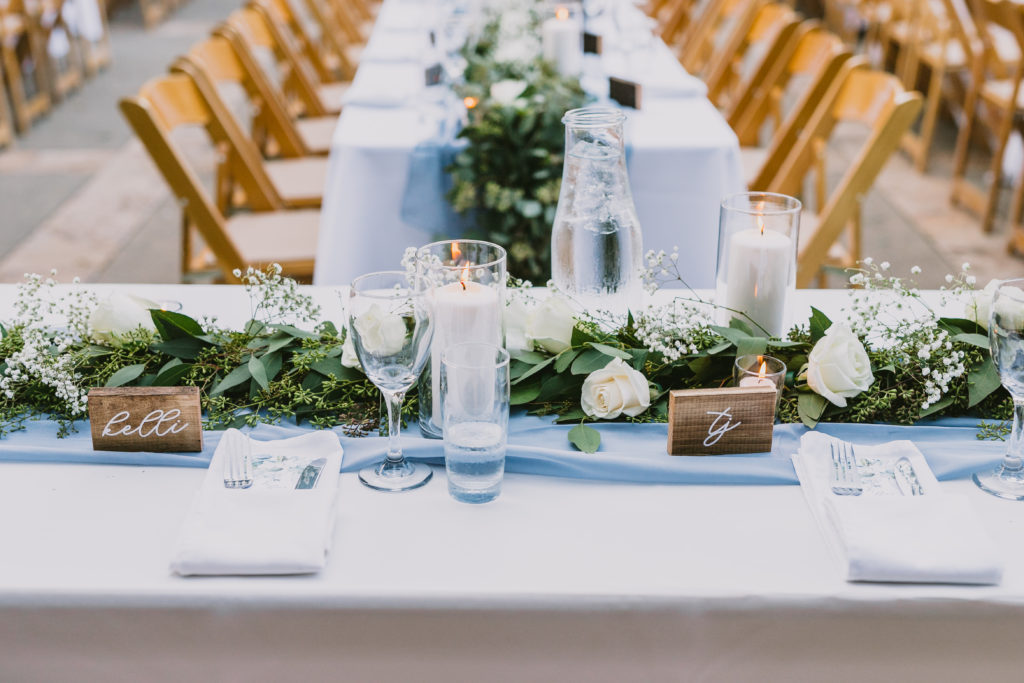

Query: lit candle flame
[[556, 5, 569, 19], [460, 265, 471, 290], [758, 360, 768, 380], [451, 241, 462, 262], [463, 96, 478, 110], [757, 215, 766, 236]]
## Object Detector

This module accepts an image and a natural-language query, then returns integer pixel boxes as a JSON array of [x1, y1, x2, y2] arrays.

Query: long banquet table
[[1, 284, 1024, 681], [313, 0, 744, 289]]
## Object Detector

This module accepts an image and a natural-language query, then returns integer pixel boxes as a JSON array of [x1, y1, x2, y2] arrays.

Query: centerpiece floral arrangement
[[0, 261, 1011, 452], [446, 0, 588, 282]]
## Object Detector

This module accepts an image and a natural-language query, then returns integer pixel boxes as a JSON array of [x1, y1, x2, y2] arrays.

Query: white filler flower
[[581, 357, 651, 419], [805, 324, 875, 407]]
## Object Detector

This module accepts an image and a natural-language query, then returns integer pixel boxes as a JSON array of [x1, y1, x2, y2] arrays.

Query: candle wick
[[460, 281, 467, 291]]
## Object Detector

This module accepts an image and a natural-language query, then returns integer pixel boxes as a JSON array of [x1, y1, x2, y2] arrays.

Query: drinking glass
[[442, 343, 510, 504], [348, 271, 434, 492], [974, 279, 1024, 499]]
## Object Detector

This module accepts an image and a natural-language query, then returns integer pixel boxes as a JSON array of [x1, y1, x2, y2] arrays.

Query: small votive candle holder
[[157, 299, 183, 313], [733, 354, 786, 414]]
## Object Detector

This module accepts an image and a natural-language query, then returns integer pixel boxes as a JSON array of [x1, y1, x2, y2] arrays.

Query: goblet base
[[359, 459, 433, 492], [973, 463, 1024, 501]]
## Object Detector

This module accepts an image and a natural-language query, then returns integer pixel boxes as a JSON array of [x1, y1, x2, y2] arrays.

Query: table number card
[[424, 62, 443, 87], [667, 386, 775, 455], [88, 387, 203, 452], [609, 77, 642, 109], [583, 31, 602, 55]]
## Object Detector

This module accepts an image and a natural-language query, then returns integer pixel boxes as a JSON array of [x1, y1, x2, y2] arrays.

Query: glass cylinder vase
[[551, 107, 643, 325], [416, 239, 506, 439], [715, 192, 800, 338]]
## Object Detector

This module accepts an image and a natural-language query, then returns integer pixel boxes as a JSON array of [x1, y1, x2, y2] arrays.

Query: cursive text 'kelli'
[[102, 408, 190, 439]]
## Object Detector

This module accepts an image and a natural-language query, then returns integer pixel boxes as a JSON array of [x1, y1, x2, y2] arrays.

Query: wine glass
[[348, 271, 434, 492], [974, 278, 1024, 499]]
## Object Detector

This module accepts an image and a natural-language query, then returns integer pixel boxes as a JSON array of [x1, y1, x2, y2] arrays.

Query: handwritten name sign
[[609, 77, 642, 109], [88, 387, 203, 452], [666, 386, 775, 455]]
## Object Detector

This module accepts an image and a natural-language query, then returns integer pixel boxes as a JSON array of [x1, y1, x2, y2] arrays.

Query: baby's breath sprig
[[232, 264, 321, 325]]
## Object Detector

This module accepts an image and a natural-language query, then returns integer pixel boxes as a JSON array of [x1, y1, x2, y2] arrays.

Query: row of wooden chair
[[120, 0, 375, 283], [650, 0, 923, 286], [0, 0, 113, 146]]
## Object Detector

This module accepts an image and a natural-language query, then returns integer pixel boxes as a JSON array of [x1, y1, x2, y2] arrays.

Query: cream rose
[[490, 79, 527, 105], [528, 295, 575, 354], [581, 357, 651, 419], [805, 324, 874, 407], [89, 293, 159, 345], [965, 279, 1001, 329], [352, 304, 407, 356], [341, 329, 361, 369], [504, 297, 532, 356]]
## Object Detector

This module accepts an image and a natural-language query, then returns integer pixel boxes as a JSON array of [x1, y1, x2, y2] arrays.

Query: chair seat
[[797, 210, 852, 267], [225, 208, 319, 276], [295, 116, 337, 155], [920, 40, 969, 68], [981, 79, 1024, 111], [317, 81, 350, 114], [740, 146, 767, 187], [264, 157, 329, 208]]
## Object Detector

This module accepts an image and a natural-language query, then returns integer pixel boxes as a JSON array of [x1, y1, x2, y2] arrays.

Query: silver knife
[[894, 457, 924, 496], [295, 458, 326, 489]]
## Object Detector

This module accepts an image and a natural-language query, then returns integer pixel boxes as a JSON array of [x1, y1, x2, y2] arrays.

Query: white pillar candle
[[723, 227, 792, 337], [431, 281, 502, 421], [739, 375, 776, 388], [542, 7, 582, 76]]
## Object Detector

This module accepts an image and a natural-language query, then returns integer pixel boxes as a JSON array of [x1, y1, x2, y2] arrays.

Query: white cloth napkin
[[170, 430, 343, 576], [793, 432, 1002, 585]]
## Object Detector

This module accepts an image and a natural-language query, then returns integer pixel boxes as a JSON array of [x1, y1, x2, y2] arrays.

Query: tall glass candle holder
[[715, 192, 800, 338], [542, 1, 583, 76], [417, 239, 506, 439], [733, 353, 786, 416]]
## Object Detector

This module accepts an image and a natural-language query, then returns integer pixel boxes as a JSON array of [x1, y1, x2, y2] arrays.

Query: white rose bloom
[[805, 324, 874, 407], [528, 295, 575, 354], [494, 40, 535, 65], [965, 279, 1002, 329], [581, 357, 651, 419], [341, 329, 361, 369], [352, 303, 407, 356], [490, 79, 527, 105], [504, 297, 532, 356], [89, 293, 159, 344]]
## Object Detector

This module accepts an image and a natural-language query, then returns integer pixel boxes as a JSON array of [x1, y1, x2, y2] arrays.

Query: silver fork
[[829, 440, 863, 496]]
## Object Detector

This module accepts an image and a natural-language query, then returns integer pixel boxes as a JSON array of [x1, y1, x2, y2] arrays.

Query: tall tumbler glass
[[441, 343, 510, 504], [416, 239, 506, 439], [715, 192, 800, 338], [974, 279, 1024, 500]]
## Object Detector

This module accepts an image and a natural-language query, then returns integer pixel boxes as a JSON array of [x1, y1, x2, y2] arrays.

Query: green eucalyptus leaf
[[150, 309, 204, 340], [153, 362, 193, 386], [588, 342, 631, 359], [809, 307, 832, 343], [270, 324, 318, 339], [571, 349, 612, 375], [211, 364, 252, 396], [514, 356, 556, 384], [568, 422, 601, 453], [968, 357, 1002, 408], [262, 351, 283, 383], [104, 363, 146, 388], [249, 354, 269, 391], [554, 348, 581, 373], [735, 337, 768, 358], [151, 336, 211, 360], [798, 392, 828, 428], [920, 394, 954, 417], [952, 332, 990, 349], [311, 357, 344, 378], [510, 379, 542, 405]]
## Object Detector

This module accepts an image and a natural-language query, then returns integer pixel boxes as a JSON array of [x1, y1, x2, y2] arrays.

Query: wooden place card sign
[[667, 386, 775, 456], [583, 31, 603, 55], [609, 77, 642, 109], [88, 387, 203, 452], [424, 62, 443, 87]]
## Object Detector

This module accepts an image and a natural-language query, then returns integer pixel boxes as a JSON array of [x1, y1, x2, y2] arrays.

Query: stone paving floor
[[0, 4, 1022, 289]]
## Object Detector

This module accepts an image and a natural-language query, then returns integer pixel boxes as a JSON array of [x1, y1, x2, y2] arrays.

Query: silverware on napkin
[[295, 458, 326, 490], [829, 441, 863, 496], [894, 456, 925, 496], [222, 430, 253, 489]]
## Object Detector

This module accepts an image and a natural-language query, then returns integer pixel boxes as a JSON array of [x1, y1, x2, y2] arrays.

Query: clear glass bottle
[[550, 107, 643, 323]]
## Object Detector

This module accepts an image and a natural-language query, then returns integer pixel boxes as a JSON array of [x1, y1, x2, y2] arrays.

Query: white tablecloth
[[314, 0, 743, 288], [2, 285, 1024, 679]]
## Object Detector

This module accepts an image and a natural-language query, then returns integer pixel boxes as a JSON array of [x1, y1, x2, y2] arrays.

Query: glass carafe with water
[[550, 107, 643, 322]]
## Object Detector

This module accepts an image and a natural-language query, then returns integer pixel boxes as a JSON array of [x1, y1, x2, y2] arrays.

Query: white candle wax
[[739, 376, 777, 389], [430, 281, 502, 422], [723, 228, 791, 337], [542, 10, 582, 76]]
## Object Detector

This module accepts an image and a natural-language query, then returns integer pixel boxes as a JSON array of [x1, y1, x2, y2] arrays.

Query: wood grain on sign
[[667, 386, 775, 455], [609, 77, 642, 109], [88, 387, 203, 452], [583, 31, 603, 54]]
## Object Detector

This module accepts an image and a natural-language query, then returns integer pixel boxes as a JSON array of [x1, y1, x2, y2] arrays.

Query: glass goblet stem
[[383, 388, 406, 466], [1006, 399, 1024, 471]]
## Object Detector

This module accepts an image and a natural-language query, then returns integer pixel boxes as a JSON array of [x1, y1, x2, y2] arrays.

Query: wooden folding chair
[[216, 9, 338, 157], [319, 0, 369, 45], [258, 0, 356, 84], [17, 0, 85, 102], [76, 0, 112, 75], [0, 56, 14, 147], [138, 0, 171, 28], [119, 73, 319, 282], [172, 40, 328, 210], [658, 0, 699, 45], [764, 62, 923, 286], [250, 0, 351, 111], [0, 3, 52, 131], [729, 22, 849, 147], [678, 0, 766, 79], [950, 0, 1024, 236], [705, 2, 801, 109]]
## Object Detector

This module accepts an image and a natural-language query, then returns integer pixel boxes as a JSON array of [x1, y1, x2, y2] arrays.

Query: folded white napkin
[[793, 432, 1002, 585], [170, 430, 343, 576]]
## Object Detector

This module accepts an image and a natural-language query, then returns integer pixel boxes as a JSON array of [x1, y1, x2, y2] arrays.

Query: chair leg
[[983, 111, 1015, 234], [914, 62, 944, 173]]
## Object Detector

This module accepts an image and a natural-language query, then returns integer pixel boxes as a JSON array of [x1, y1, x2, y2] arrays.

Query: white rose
[[494, 40, 534, 65], [341, 329, 361, 369], [504, 298, 532, 356], [89, 293, 159, 344], [352, 303, 407, 356], [490, 79, 527, 105], [581, 357, 651, 419], [528, 295, 575, 354], [805, 324, 874, 408], [965, 279, 1001, 329]]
